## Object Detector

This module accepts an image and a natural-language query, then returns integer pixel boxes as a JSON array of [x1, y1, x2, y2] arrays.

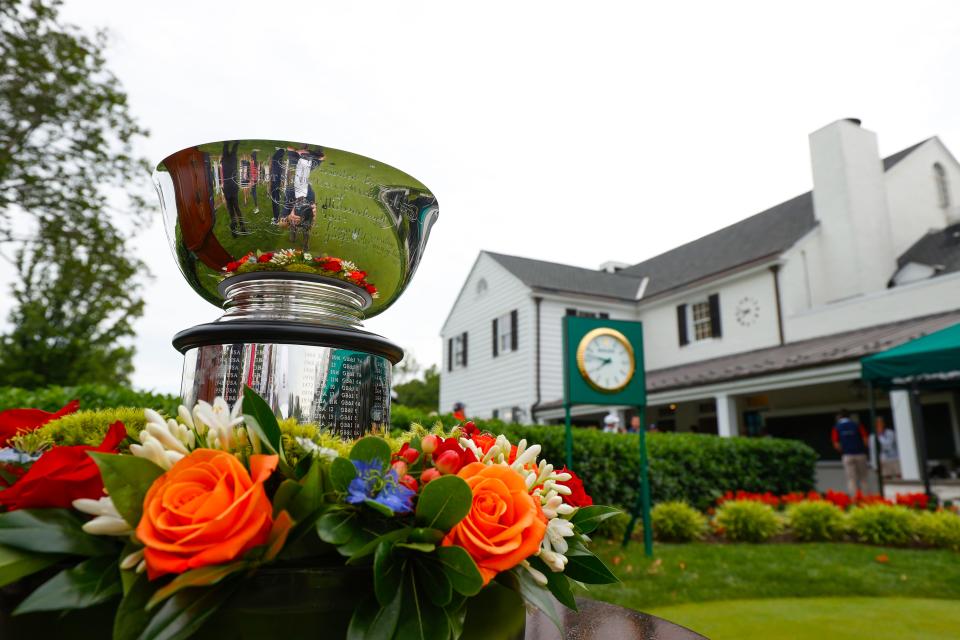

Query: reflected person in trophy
[[283, 182, 316, 250], [221, 141, 249, 237]]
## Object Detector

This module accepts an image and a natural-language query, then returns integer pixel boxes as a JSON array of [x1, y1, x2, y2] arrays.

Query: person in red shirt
[[452, 402, 466, 421], [831, 409, 870, 495]]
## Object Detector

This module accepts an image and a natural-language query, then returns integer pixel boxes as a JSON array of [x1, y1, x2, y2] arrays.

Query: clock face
[[735, 296, 760, 327], [576, 328, 636, 393]]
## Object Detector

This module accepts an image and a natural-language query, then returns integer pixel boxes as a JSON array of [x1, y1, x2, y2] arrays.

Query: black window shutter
[[599, 312, 610, 319], [677, 304, 689, 346], [708, 293, 722, 338], [447, 338, 453, 371], [462, 332, 468, 367], [566, 308, 577, 316], [492, 318, 499, 357], [510, 310, 518, 351]]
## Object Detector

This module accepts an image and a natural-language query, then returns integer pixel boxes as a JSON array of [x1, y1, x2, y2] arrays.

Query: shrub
[[715, 501, 782, 542], [847, 505, 916, 545], [595, 509, 632, 540], [652, 501, 707, 542], [0, 385, 178, 415], [914, 510, 960, 550], [787, 501, 847, 541], [12, 407, 148, 451]]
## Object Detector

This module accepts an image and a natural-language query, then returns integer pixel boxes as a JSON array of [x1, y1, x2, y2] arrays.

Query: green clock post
[[562, 316, 653, 556]]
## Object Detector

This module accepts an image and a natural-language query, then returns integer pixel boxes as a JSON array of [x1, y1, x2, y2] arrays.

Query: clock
[[735, 296, 760, 326], [576, 327, 636, 393]]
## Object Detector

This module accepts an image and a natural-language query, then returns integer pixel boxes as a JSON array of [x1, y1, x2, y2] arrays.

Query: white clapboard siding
[[440, 253, 536, 419]]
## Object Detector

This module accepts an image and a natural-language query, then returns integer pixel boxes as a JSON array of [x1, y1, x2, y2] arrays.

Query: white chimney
[[809, 119, 896, 302]]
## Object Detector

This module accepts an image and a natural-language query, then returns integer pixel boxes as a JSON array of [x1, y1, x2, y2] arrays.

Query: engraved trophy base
[[173, 320, 402, 440]]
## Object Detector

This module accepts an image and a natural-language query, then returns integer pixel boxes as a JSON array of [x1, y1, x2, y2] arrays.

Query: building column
[[715, 393, 739, 438], [890, 389, 920, 481]]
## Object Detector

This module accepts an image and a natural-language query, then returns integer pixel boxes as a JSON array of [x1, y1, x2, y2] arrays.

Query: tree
[[394, 365, 440, 410], [0, 0, 149, 386], [0, 216, 144, 387]]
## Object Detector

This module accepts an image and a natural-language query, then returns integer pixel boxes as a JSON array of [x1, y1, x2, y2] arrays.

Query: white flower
[[544, 517, 575, 556], [538, 548, 568, 572], [73, 497, 132, 537], [144, 409, 194, 454], [130, 438, 183, 470], [520, 559, 549, 586], [295, 437, 338, 461], [193, 397, 244, 451]]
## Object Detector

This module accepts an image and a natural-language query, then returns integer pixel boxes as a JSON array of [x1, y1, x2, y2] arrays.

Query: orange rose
[[136, 449, 278, 579], [442, 462, 546, 586]]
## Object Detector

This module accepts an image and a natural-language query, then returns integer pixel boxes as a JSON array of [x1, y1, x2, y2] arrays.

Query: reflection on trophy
[[154, 140, 438, 438]]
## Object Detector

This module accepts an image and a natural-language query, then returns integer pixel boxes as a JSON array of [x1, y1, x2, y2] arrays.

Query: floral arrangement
[[219, 249, 378, 298], [0, 389, 619, 639]]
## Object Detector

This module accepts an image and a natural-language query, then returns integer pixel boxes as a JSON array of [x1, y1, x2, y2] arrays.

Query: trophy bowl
[[153, 140, 438, 436]]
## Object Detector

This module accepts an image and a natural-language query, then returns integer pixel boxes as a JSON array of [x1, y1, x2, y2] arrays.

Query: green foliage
[[393, 364, 440, 410], [786, 501, 847, 542], [847, 505, 916, 546], [715, 501, 782, 543], [651, 501, 707, 542], [0, 385, 179, 414], [0, 0, 151, 388], [913, 510, 960, 550]]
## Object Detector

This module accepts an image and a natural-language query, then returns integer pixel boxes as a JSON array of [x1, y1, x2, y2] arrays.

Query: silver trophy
[[154, 140, 438, 438]]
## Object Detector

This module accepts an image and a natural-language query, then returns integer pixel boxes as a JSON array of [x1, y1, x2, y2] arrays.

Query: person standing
[[270, 147, 286, 223], [832, 409, 870, 495], [628, 415, 642, 434], [875, 416, 901, 479], [452, 403, 466, 421], [602, 413, 621, 433]]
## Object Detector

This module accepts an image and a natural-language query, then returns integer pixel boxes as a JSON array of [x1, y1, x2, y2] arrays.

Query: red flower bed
[[715, 489, 931, 511]]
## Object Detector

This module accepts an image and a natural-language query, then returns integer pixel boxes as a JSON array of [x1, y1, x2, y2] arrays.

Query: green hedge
[[0, 385, 179, 415]]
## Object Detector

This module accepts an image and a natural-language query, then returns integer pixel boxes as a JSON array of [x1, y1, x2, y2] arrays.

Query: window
[[676, 293, 721, 346], [492, 310, 518, 357], [934, 163, 950, 208], [565, 308, 610, 319], [447, 332, 468, 371], [476, 278, 488, 296]]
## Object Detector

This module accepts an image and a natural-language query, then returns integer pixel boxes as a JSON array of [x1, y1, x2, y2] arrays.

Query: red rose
[[0, 421, 127, 510], [431, 437, 477, 475], [0, 400, 79, 447], [224, 261, 242, 273], [364, 283, 377, 295], [556, 467, 593, 507], [462, 421, 479, 439], [347, 270, 366, 283], [239, 254, 251, 264], [315, 257, 342, 272], [257, 253, 274, 263]]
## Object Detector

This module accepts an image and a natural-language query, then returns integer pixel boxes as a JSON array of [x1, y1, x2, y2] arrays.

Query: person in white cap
[[602, 413, 621, 433]]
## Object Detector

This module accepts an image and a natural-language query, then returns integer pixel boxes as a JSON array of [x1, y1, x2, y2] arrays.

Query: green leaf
[[271, 479, 302, 518], [415, 475, 472, 531], [373, 541, 405, 607], [364, 498, 394, 517], [348, 436, 392, 468], [415, 559, 452, 607], [331, 457, 357, 492], [347, 589, 402, 640], [0, 543, 64, 588], [89, 452, 164, 528], [395, 566, 448, 640], [408, 528, 445, 545], [511, 566, 563, 631], [113, 572, 156, 640], [434, 545, 483, 597], [13, 555, 120, 614], [528, 555, 577, 611], [0, 509, 115, 556], [243, 386, 285, 462], [395, 542, 436, 553], [146, 562, 248, 610], [336, 527, 376, 558], [563, 552, 619, 584], [570, 505, 622, 535], [138, 581, 241, 640], [345, 528, 411, 565], [317, 510, 358, 545], [460, 581, 525, 640], [290, 457, 328, 517]]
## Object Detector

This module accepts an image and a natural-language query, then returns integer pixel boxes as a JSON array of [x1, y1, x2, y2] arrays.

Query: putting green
[[650, 597, 960, 640]]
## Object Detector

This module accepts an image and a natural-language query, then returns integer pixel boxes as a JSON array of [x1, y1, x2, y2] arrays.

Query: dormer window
[[934, 163, 950, 208]]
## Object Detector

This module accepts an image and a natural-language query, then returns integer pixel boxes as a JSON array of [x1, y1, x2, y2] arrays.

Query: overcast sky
[[4, 0, 960, 393]]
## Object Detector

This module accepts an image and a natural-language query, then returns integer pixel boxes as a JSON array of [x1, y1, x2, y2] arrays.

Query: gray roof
[[485, 251, 645, 301], [489, 139, 930, 301], [896, 222, 960, 277], [646, 309, 960, 393]]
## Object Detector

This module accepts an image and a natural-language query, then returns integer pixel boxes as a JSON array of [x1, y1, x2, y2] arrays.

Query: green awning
[[861, 322, 960, 387]]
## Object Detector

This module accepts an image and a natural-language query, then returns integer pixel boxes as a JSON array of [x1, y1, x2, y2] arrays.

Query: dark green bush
[[847, 505, 916, 546], [652, 501, 707, 542], [715, 501, 782, 542], [0, 385, 178, 415], [786, 501, 847, 542]]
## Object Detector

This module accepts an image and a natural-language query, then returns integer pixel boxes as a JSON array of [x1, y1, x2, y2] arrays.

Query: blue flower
[[346, 458, 415, 514]]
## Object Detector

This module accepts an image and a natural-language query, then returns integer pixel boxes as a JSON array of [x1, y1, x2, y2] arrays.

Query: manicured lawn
[[586, 541, 960, 638], [649, 597, 960, 640]]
